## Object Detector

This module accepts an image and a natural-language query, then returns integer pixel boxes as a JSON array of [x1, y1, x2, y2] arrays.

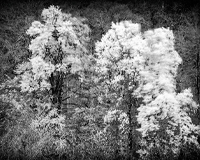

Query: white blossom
[[95, 20, 200, 158]]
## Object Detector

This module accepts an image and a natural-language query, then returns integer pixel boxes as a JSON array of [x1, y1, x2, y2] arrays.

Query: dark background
[[0, 0, 199, 8]]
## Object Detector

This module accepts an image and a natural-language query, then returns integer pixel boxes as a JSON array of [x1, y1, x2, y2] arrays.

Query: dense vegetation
[[0, 0, 200, 160]]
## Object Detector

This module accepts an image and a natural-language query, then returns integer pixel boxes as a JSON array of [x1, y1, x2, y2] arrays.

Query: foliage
[[0, 102, 67, 159], [0, 1, 46, 83], [0, 1, 200, 160], [82, 1, 152, 54], [0, 5, 92, 159], [174, 8, 200, 98], [94, 20, 200, 159]]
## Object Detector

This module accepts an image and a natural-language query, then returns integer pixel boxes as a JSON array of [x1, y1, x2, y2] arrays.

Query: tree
[[0, 5, 91, 158], [94, 20, 200, 159], [1, 5, 91, 112], [94, 21, 145, 159], [139, 27, 200, 159], [0, 3, 200, 160]]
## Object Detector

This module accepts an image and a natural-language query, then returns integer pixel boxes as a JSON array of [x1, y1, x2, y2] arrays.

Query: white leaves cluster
[[137, 90, 199, 139], [95, 20, 200, 158], [136, 28, 182, 102], [0, 5, 92, 157], [27, 5, 89, 70], [104, 109, 129, 132], [15, 6, 91, 93], [136, 27, 200, 157], [30, 107, 66, 133], [41, 6, 62, 24], [30, 106, 67, 151], [95, 21, 146, 77], [30, 56, 55, 79], [17, 56, 55, 92]]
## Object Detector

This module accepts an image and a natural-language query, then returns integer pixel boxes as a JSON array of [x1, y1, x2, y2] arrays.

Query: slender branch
[[62, 102, 83, 108]]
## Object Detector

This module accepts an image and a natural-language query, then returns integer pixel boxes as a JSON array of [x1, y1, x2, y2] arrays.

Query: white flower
[[26, 21, 44, 36]]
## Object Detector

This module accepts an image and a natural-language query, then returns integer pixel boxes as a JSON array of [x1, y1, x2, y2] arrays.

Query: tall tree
[[94, 20, 200, 159], [0, 5, 91, 158], [1, 5, 91, 113], [94, 20, 149, 159]]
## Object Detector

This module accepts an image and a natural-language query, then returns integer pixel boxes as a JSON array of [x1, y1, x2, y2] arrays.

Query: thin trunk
[[197, 6, 200, 103], [114, 120, 120, 159], [57, 72, 64, 113], [50, 72, 63, 114], [195, 11, 200, 114], [196, 44, 200, 103], [48, 37, 64, 113], [125, 74, 134, 160], [197, 8, 200, 119], [125, 72, 138, 160], [127, 95, 133, 160], [127, 91, 138, 160]]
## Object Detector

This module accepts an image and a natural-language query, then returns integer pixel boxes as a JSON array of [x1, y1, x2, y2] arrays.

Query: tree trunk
[[127, 91, 138, 160], [114, 119, 120, 159], [196, 6, 200, 120], [124, 72, 138, 160], [125, 73, 136, 160], [196, 48, 200, 102], [49, 72, 64, 114], [127, 95, 133, 160]]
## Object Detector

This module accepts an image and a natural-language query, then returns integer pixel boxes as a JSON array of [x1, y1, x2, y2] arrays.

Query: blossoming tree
[[94, 20, 200, 159], [94, 21, 146, 158], [0, 4, 199, 160], [1, 5, 91, 112], [136, 27, 200, 159], [0, 5, 91, 158]]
